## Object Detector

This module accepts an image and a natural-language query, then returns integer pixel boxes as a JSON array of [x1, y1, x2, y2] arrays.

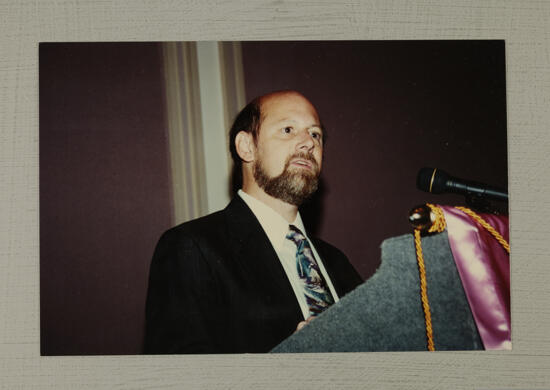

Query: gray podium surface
[[272, 232, 483, 352]]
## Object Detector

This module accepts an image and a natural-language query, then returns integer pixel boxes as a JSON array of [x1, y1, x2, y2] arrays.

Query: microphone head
[[416, 167, 449, 194]]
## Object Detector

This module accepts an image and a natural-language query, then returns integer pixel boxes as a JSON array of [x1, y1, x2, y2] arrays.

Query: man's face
[[252, 92, 323, 206]]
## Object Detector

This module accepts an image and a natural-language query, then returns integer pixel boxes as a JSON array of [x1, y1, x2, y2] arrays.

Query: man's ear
[[235, 131, 255, 163]]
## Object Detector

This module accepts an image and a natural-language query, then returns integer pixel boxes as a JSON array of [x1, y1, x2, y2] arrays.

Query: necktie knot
[[286, 224, 306, 246]]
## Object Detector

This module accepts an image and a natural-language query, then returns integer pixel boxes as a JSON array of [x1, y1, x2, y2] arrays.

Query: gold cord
[[427, 203, 446, 233], [455, 206, 510, 254], [413, 229, 435, 351], [412, 203, 444, 351]]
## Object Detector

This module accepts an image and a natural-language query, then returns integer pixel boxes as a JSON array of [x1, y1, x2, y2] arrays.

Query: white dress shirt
[[238, 189, 340, 320]]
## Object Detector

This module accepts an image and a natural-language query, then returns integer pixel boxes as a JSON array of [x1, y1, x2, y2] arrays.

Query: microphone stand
[[464, 193, 504, 215]]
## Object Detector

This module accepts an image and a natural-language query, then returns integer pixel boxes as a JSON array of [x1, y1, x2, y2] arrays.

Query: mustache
[[285, 152, 319, 171]]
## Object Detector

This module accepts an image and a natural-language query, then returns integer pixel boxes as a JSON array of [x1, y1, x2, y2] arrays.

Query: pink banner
[[439, 206, 511, 350]]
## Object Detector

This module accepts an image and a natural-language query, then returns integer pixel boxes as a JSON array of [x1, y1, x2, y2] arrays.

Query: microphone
[[416, 167, 508, 201]]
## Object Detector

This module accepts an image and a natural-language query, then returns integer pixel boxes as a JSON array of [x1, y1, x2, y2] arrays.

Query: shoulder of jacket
[[311, 236, 347, 259], [157, 209, 227, 245]]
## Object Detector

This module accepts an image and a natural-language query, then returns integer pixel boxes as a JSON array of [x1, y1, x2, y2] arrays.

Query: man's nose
[[296, 130, 315, 151]]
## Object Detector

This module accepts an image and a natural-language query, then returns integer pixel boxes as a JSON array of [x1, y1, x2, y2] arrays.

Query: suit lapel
[[310, 239, 342, 295], [223, 197, 301, 307], [311, 236, 362, 297]]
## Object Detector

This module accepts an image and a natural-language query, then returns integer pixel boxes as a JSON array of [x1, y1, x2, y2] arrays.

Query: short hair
[[228, 96, 262, 192]]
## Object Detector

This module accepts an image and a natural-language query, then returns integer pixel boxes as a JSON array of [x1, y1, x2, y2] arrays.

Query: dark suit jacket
[[143, 196, 362, 354]]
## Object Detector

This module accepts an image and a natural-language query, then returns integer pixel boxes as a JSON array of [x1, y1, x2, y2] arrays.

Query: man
[[144, 90, 362, 354]]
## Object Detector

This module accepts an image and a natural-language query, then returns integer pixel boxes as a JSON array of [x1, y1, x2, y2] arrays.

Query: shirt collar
[[238, 189, 307, 251]]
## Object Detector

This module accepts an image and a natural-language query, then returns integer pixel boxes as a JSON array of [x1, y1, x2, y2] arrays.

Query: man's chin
[[287, 166, 317, 179], [286, 177, 319, 204], [253, 161, 319, 206]]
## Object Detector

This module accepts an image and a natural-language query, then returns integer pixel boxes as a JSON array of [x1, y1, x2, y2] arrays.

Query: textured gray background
[[1, 0, 549, 388]]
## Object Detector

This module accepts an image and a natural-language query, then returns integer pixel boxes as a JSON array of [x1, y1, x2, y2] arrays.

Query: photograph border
[[2, 1, 549, 388]]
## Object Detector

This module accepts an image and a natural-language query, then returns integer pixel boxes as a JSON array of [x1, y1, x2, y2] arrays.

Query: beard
[[253, 152, 320, 206]]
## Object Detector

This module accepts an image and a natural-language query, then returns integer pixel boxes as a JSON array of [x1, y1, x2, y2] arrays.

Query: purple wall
[[40, 43, 173, 355], [241, 41, 508, 279]]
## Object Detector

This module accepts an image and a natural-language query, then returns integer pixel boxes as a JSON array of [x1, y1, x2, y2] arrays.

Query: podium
[[272, 231, 484, 352]]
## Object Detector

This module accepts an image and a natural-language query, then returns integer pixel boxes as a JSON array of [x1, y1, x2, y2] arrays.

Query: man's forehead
[[261, 91, 309, 105], [260, 91, 320, 120]]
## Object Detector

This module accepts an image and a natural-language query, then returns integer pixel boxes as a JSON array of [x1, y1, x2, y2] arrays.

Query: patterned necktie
[[286, 225, 334, 316]]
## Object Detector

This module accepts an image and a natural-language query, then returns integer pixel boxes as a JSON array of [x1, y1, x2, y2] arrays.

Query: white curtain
[[161, 41, 246, 224]]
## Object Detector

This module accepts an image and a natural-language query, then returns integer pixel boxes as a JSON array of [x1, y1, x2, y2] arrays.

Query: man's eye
[[283, 127, 292, 134], [311, 131, 322, 140]]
